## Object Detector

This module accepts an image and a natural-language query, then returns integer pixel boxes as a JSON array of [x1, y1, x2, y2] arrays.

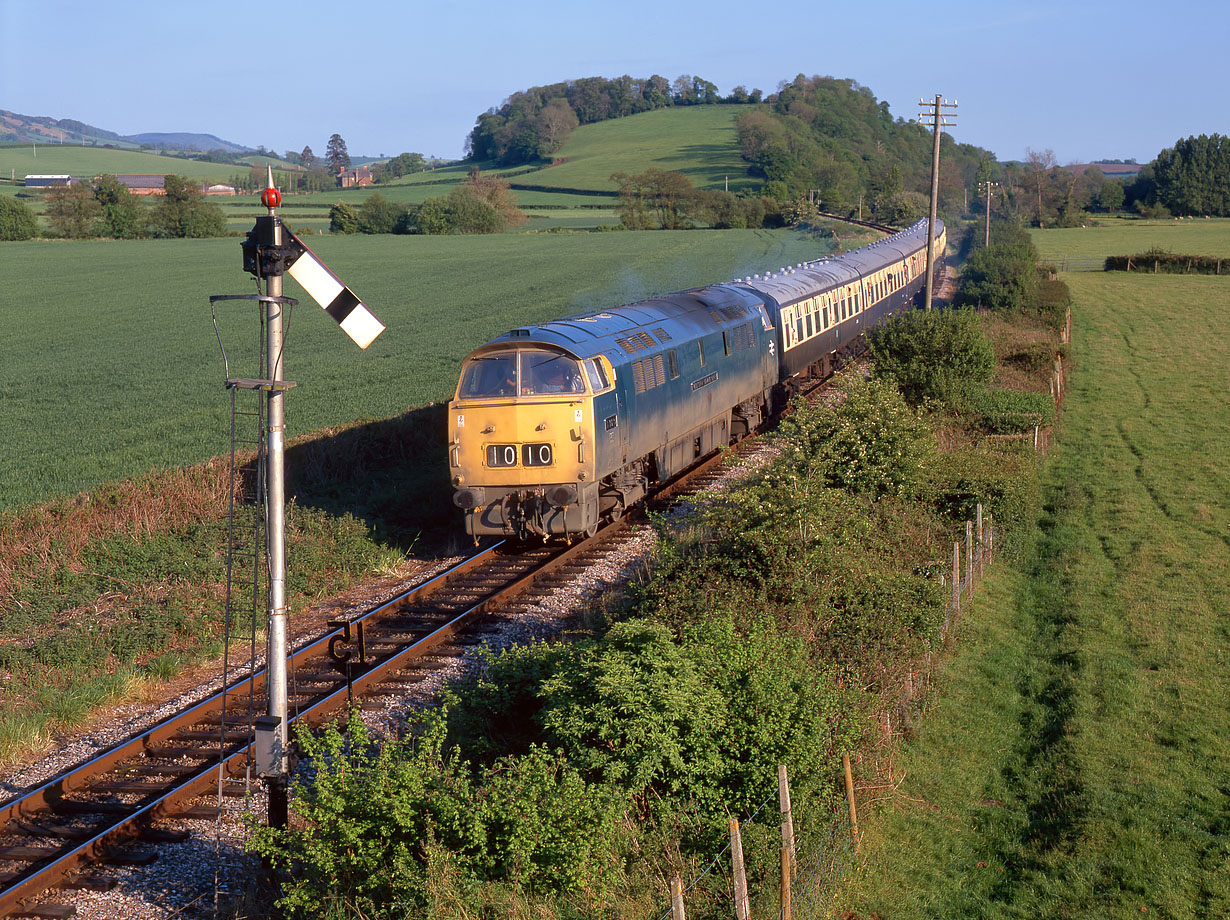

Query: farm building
[[205, 184, 238, 196], [337, 167, 373, 188], [24, 175, 77, 188], [112, 175, 167, 196]]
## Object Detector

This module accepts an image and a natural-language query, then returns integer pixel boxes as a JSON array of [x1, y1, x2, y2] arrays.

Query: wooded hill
[[466, 74, 996, 222]]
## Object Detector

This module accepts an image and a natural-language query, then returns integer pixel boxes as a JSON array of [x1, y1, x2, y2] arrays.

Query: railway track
[[1, 364, 847, 918], [0, 523, 663, 918]]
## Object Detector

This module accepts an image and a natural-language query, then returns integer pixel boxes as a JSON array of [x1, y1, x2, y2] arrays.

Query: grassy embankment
[[837, 224, 1230, 918]]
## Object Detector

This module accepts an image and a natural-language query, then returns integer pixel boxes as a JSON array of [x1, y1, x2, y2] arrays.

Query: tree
[[612, 169, 699, 229], [44, 183, 100, 238], [535, 99, 579, 155], [1024, 147, 1057, 226], [0, 196, 39, 240], [1153, 134, 1230, 216], [93, 174, 146, 238], [150, 175, 226, 238], [382, 151, 425, 179], [1096, 179, 1125, 212], [299, 146, 314, 168], [465, 168, 527, 227], [325, 133, 350, 175]]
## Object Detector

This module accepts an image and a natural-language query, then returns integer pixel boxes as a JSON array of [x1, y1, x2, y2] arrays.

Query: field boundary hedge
[[1104, 250, 1227, 274]]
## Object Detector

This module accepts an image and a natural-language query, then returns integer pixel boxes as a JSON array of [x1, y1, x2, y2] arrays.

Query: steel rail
[[0, 540, 550, 915]]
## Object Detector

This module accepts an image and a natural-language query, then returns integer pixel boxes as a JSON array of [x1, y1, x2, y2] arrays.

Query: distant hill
[[125, 132, 249, 154], [0, 110, 250, 154]]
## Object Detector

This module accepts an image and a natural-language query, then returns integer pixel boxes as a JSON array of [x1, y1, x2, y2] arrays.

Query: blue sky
[[2, 0, 1223, 165]]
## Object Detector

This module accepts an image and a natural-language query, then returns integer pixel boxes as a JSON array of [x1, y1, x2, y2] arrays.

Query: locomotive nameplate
[[691, 372, 718, 392]]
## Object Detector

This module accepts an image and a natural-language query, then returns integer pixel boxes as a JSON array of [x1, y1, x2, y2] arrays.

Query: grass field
[[837, 266, 1230, 916], [0, 144, 250, 186], [513, 105, 756, 193], [1031, 217, 1230, 263], [0, 228, 836, 511]]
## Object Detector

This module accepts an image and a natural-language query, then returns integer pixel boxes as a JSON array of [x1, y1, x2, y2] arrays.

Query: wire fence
[[655, 330, 1076, 919], [654, 505, 999, 920]]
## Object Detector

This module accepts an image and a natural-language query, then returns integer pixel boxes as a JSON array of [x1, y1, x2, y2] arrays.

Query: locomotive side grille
[[651, 354, 666, 388], [652, 326, 673, 341], [631, 354, 668, 393], [732, 322, 755, 352], [616, 331, 657, 353], [632, 360, 647, 393]]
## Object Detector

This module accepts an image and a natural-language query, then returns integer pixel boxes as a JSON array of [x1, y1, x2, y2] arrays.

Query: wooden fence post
[[731, 818, 750, 920], [986, 512, 994, 566], [779, 765, 796, 875], [976, 504, 984, 579], [670, 875, 686, 920], [842, 753, 860, 850], [951, 541, 960, 613], [781, 846, 792, 920], [965, 521, 974, 596]]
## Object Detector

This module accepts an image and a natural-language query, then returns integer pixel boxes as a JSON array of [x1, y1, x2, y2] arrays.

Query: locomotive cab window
[[522, 352, 586, 395], [585, 357, 612, 392], [457, 349, 586, 398]]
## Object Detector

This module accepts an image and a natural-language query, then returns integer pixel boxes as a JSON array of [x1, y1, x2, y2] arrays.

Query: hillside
[[0, 145, 278, 187], [0, 109, 248, 153], [511, 105, 755, 194]]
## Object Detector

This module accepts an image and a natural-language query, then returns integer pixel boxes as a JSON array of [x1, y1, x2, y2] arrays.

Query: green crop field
[[839, 264, 1230, 916], [1, 228, 837, 511]]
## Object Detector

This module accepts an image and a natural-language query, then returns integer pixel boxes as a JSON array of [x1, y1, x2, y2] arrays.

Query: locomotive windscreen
[[458, 349, 586, 398]]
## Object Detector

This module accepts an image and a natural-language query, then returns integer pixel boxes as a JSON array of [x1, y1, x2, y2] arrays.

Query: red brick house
[[337, 167, 373, 189]]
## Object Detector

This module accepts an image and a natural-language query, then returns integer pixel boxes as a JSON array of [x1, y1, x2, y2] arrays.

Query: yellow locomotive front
[[448, 344, 605, 540]]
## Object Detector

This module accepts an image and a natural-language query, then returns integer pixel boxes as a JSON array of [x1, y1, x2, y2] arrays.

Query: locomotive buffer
[[219, 168, 385, 825]]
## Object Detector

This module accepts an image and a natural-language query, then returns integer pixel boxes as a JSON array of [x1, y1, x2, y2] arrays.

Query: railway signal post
[[918, 95, 957, 310], [236, 168, 386, 825]]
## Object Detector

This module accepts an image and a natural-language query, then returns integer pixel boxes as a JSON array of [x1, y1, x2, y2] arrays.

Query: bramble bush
[[868, 309, 996, 409]]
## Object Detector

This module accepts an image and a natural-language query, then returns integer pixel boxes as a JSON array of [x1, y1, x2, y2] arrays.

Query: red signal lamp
[[262, 186, 281, 209]]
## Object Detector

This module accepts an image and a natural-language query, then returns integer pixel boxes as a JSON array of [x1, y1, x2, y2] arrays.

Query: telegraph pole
[[979, 180, 1000, 247], [918, 95, 957, 310]]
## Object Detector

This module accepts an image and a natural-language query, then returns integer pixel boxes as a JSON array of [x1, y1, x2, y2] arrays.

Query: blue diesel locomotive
[[448, 218, 945, 540]]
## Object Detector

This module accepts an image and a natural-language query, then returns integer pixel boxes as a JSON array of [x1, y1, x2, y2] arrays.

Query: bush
[[777, 376, 934, 500], [0, 197, 38, 240], [869, 308, 996, 409], [1035, 277, 1071, 330], [328, 201, 359, 234], [357, 193, 408, 234], [408, 187, 506, 235], [956, 239, 1039, 311], [248, 708, 625, 916], [925, 445, 1040, 560], [970, 388, 1055, 434]]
